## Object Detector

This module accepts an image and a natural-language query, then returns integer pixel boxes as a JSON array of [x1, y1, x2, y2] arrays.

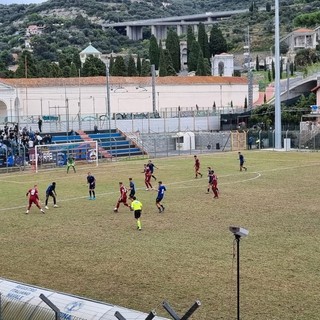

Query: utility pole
[[244, 26, 253, 110], [274, 0, 282, 149]]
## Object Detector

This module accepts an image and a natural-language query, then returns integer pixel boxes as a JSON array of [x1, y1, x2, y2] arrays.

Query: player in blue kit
[[87, 172, 96, 200], [148, 160, 158, 181], [238, 152, 247, 171], [156, 181, 166, 213], [128, 177, 135, 200], [45, 182, 58, 209]]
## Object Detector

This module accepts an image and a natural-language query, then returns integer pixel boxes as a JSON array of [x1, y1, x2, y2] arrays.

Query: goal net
[[33, 141, 98, 172]]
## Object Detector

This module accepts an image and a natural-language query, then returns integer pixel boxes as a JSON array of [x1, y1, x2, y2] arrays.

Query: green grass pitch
[[0, 151, 320, 319]]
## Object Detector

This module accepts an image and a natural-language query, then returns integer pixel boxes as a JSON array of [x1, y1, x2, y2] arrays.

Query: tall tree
[[136, 53, 142, 76], [49, 63, 62, 78], [271, 60, 275, 80], [204, 58, 211, 75], [188, 40, 201, 72], [15, 50, 38, 78], [141, 59, 151, 76], [164, 49, 177, 76], [70, 62, 78, 77], [111, 56, 127, 76], [82, 56, 106, 76], [197, 23, 209, 59], [266, 2, 271, 12], [165, 28, 181, 73], [37, 60, 52, 78], [149, 35, 160, 70], [187, 25, 196, 67], [158, 46, 167, 77], [159, 47, 176, 77], [209, 25, 228, 57], [196, 49, 206, 76], [256, 55, 259, 71], [127, 54, 138, 76], [108, 55, 114, 75]]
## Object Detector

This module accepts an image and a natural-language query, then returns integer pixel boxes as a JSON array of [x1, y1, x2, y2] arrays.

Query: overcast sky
[[1, 0, 47, 4]]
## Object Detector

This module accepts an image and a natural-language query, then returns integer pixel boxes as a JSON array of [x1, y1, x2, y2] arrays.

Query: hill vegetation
[[0, 0, 320, 80]]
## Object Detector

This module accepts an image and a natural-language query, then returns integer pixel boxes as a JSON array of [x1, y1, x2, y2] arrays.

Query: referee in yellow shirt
[[130, 196, 143, 231]]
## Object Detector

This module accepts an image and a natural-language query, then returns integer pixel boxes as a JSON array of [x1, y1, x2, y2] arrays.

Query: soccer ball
[[113, 208, 118, 212]]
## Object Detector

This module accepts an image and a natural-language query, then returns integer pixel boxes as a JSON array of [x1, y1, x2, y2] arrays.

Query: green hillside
[[0, 0, 319, 72]]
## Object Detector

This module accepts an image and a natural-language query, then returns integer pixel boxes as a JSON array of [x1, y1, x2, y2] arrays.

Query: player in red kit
[[144, 163, 153, 190], [194, 155, 203, 178], [114, 182, 130, 212], [211, 170, 219, 199], [26, 184, 45, 214]]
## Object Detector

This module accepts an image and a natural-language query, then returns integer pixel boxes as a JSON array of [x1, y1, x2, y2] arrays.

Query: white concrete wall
[[1, 82, 259, 119]]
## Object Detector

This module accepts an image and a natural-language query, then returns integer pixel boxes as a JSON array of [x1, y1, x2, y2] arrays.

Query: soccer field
[[1, 151, 320, 320]]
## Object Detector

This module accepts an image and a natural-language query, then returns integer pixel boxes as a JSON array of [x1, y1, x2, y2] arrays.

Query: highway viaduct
[[102, 9, 248, 40]]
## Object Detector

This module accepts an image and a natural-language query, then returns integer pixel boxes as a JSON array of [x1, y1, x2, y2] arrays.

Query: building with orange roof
[[0, 76, 258, 122], [281, 28, 317, 52]]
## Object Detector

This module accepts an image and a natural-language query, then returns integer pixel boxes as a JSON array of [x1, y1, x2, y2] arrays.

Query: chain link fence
[[1, 127, 320, 174]]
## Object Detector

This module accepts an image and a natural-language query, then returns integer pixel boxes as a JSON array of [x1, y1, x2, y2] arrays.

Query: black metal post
[[114, 311, 126, 320], [181, 300, 201, 320], [235, 234, 241, 320], [162, 300, 180, 320], [145, 310, 157, 320], [39, 294, 60, 320]]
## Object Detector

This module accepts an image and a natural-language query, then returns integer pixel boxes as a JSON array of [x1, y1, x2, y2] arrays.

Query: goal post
[[34, 141, 98, 173]]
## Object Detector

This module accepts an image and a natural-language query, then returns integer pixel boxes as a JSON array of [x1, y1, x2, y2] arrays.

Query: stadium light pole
[[229, 226, 249, 320], [151, 64, 156, 114], [105, 58, 112, 153], [274, 0, 282, 149]]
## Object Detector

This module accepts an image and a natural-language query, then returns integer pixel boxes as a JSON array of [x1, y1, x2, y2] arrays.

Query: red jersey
[[212, 174, 218, 187], [27, 188, 39, 201], [195, 158, 200, 168], [145, 167, 151, 177], [120, 185, 127, 199]]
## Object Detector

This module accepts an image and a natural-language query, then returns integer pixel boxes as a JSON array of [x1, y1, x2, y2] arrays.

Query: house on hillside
[[26, 25, 45, 37], [281, 28, 317, 52]]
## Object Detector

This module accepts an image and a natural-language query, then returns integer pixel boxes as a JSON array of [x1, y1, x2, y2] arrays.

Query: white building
[[80, 43, 102, 67], [0, 76, 259, 123], [212, 53, 234, 76], [281, 28, 317, 51]]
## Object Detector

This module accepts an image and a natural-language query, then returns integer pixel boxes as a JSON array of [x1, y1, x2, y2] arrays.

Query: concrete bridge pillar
[[177, 21, 187, 36], [193, 25, 198, 35], [126, 26, 143, 40], [151, 25, 168, 40]]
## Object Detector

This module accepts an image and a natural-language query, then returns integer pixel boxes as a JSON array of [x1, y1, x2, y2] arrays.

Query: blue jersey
[[46, 184, 55, 194], [87, 175, 95, 184], [130, 181, 135, 192], [148, 163, 155, 173], [157, 185, 166, 198]]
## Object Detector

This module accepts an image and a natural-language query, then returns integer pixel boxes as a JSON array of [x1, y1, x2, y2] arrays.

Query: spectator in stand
[[28, 138, 34, 149], [35, 132, 43, 145], [29, 129, 35, 142], [38, 117, 43, 132], [42, 134, 51, 144]]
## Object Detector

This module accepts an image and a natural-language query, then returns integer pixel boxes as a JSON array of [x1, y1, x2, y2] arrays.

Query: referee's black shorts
[[134, 210, 142, 219]]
